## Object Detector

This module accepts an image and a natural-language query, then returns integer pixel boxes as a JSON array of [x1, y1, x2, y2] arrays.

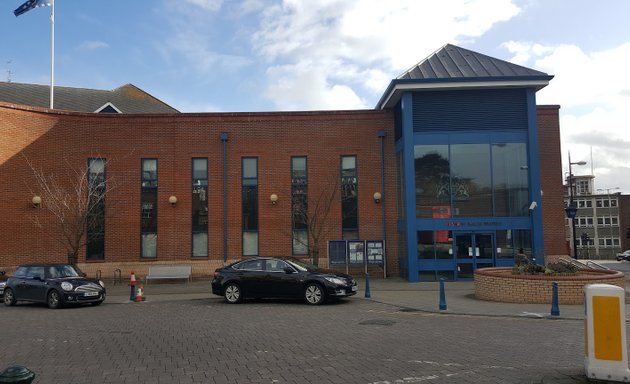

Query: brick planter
[[474, 267, 625, 304]]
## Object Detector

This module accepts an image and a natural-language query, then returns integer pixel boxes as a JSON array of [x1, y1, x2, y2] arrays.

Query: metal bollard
[[550, 281, 560, 316], [0, 366, 36, 383], [439, 278, 447, 310], [364, 272, 371, 298]]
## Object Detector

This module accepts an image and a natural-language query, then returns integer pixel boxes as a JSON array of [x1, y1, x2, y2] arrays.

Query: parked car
[[616, 250, 630, 262], [3, 264, 106, 309], [212, 257, 357, 305]]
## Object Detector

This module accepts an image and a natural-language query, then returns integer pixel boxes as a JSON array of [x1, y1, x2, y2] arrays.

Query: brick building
[[0, 44, 567, 281]]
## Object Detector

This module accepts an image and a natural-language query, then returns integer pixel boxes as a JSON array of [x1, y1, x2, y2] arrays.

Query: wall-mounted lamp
[[373, 192, 382, 204], [168, 195, 178, 206], [32, 195, 42, 208], [529, 201, 538, 211], [270, 193, 278, 205]]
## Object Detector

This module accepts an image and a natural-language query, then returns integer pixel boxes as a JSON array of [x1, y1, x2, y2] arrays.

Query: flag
[[14, 0, 51, 17]]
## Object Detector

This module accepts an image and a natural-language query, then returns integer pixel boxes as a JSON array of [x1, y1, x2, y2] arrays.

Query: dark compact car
[[3, 264, 106, 309], [212, 257, 357, 305]]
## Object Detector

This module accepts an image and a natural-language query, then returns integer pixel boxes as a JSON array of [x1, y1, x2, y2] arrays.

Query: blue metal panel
[[413, 89, 528, 132], [526, 88, 545, 263], [401, 92, 419, 282]]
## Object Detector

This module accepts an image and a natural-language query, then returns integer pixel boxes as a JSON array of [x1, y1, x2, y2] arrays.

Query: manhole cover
[[359, 319, 396, 326]]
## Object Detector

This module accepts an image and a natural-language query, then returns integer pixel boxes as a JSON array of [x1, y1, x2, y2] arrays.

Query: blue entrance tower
[[376, 44, 553, 282]]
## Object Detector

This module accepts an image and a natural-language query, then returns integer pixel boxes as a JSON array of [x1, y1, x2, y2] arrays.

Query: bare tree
[[25, 155, 117, 264], [292, 176, 340, 266]]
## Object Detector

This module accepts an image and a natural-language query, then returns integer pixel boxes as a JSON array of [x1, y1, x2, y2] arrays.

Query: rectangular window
[[242, 158, 258, 255], [86, 158, 106, 261], [451, 144, 492, 217], [141, 159, 158, 258], [292, 157, 308, 255], [192, 158, 208, 257], [341, 156, 358, 240]]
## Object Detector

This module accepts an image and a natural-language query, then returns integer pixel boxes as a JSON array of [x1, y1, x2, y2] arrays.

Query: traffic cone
[[135, 286, 144, 302]]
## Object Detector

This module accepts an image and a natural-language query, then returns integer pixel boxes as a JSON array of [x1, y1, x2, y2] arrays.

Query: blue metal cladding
[[412, 89, 528, 132]]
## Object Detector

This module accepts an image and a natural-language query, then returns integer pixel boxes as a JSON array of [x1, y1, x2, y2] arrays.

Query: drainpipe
[[220, 132, 229, 264], [378, 130, 387, 278]]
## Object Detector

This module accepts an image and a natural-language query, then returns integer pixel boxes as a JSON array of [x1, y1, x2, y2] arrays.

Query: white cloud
[[252, 0, 522, 110], [77, 41, 109, 51], [182, 0, 223, 12], [504, 41, 630, 192]]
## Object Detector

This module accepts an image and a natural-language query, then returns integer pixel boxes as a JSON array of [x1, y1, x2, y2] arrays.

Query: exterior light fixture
[[168, 195, 178, 206], [373, 192, 382, 204], [32, 195, 42, 208], [270, 194, 278, 205]]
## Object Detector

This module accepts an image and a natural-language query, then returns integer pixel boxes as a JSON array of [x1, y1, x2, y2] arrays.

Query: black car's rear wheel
[[224, 283, 242, 304], [304, 283, 325, 305], [47, 290, 63, 309], [3, 288, 16, 306]]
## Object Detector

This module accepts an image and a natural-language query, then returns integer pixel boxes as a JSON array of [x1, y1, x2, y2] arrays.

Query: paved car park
[[0, 292, 602, 384]]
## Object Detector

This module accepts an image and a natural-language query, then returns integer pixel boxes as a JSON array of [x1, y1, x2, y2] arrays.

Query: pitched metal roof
[[377, 44, 554, 109], [398, 44, 550, 80], [0, 82, 179, 113]]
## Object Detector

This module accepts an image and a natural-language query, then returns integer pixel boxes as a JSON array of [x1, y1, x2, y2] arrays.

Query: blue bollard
[[364, 272, 371, 298], [439, 278, 447, 310], [550, 281, 560, 316]]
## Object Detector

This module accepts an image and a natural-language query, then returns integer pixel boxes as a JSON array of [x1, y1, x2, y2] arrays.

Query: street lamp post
[[597, 187, 620, 259], [565, 152, 586, 259]]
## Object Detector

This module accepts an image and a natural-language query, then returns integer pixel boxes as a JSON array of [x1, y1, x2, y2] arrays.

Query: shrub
[[512, 262, 578, 276]]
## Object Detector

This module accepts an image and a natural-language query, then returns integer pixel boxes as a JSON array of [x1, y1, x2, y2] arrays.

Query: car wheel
[[224, 283, 242, 304], [304, 283, 325, 305], [47, 290, 63, 309], [3, 288, 16, 306]]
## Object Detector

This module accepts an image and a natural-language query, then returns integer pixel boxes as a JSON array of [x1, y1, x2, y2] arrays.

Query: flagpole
[[50, 0, 55, 109]]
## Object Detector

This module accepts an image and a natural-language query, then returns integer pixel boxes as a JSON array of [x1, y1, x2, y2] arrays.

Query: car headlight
[[61, 282, 73, 291], [324, 277, 345, 285], [98, 280, 105, 288]]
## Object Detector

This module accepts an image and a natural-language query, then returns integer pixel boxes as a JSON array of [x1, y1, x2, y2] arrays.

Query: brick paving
[[0, 297, 604, 383]]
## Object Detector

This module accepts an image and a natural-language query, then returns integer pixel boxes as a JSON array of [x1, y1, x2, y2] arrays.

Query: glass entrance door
[[454, 232, 495, 279]]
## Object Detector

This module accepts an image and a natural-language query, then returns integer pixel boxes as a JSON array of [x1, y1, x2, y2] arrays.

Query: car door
[[264, 259, 301, 298], [233, 259, 267, 297], [20, 266, 47, 301]]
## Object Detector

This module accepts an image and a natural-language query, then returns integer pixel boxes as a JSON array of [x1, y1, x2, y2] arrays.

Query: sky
[[2, 0, 630, 193]]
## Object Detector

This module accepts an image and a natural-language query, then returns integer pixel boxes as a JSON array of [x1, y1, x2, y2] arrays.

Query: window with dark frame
[[242, 157, 258, 256], [86, 158, 106, 261], [291, 156, 308, 255], [192, 158, 208, 257], [341, 155, 358, 240], [141, 159, 158, 258]]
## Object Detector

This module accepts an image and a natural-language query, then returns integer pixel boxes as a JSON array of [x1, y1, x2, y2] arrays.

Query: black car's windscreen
[[47, 265, 81, 278]]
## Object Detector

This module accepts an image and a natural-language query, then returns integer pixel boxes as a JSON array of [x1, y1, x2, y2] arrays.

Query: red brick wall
[[475, 267, 625, 304], [537, 105, 568, 261], [0, 103, 397, 277], [0, 102, 566, 278]]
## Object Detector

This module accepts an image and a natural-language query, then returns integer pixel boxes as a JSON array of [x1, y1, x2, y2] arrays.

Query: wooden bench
[[145, 265, 192, 284]]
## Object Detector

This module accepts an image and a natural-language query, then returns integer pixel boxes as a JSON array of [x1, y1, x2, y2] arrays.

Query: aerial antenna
[[6, 60, 12, 82]]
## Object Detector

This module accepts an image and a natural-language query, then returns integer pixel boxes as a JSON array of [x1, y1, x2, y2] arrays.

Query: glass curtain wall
[[414, 142, 528, 218]]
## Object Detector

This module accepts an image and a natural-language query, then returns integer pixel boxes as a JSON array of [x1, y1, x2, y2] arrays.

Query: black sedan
[[3, 264, 106, 309], [212, 257, 357, 305]]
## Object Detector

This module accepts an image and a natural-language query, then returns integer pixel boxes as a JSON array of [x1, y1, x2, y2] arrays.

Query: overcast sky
[[2, 0, 629, 193]]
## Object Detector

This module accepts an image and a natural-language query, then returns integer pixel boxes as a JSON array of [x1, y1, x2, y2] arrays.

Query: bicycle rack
[[113, 269, 122, 285]]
